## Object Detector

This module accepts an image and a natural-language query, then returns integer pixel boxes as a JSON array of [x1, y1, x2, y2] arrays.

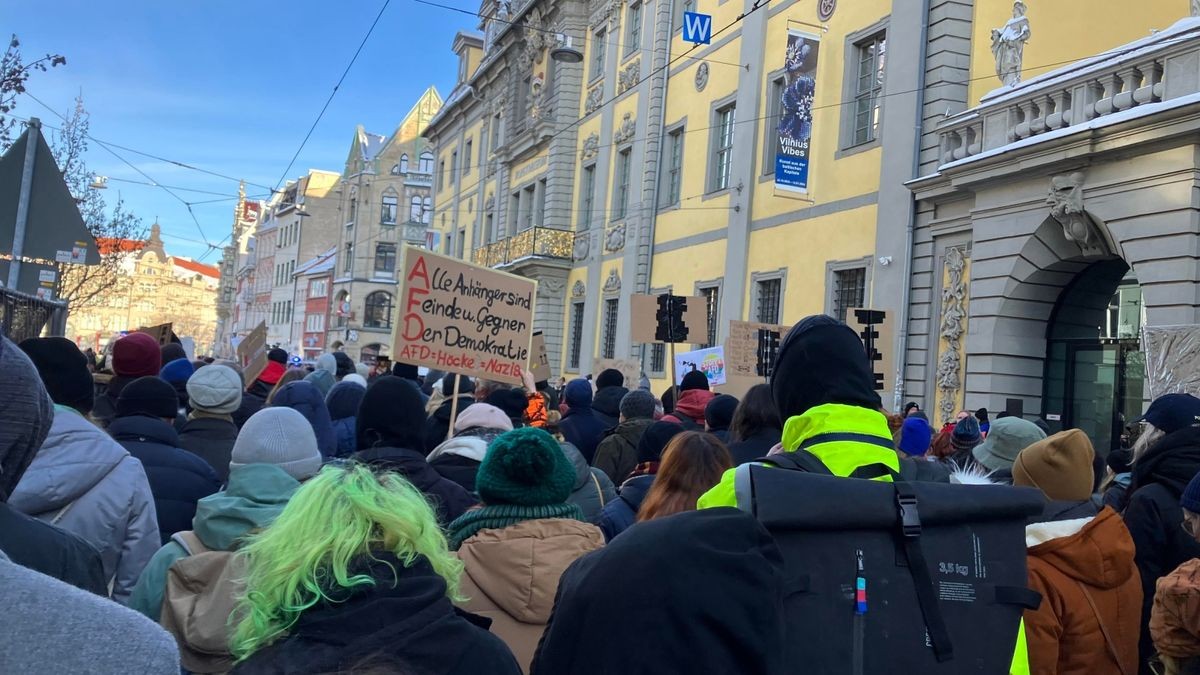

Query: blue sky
[[8, 0, 469, 261]]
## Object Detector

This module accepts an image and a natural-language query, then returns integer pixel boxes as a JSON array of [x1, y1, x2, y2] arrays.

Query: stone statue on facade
[[991, 0, 1031, 87], [1047, 172, 1107, 257]]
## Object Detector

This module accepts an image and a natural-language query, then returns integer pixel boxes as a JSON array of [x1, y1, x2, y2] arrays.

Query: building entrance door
[[1042, 259, 1144, 455]]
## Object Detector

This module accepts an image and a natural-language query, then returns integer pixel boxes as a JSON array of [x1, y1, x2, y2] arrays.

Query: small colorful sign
[[674, 346, 726, 387]]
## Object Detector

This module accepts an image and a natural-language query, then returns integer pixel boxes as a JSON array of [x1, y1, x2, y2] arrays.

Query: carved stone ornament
[[936, 246, 968, 425], [1194, 0, 1200, 17], [817, 0, 837, 21], [485, 193, 496, 211], [580, 133, 600, 161], [524, 7, 551, 63], [613, 112, 636, 145], [603, 268, 622, 293], [694, 62, 709, 91], [1047, 172, 1107, 257], [605, 223, 626, 252], [573, 232, 592, 261], [990, 0, 1030, 86], [585, 85, 604, 115], [538, 278, 565, 298], [572, 279, 587, 298], [618, 59, 641, 95], [516, 44, 534, 71]]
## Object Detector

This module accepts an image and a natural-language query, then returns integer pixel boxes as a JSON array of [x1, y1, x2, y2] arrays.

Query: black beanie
[[267, 348, 289, 364], [596, 368, 624, 389], [705, 394, 739, 432], [486, 388, 529, 426], [661, 386, 676, 415], [680, 370, 710, 392], [771, 314, 881, 420], [637, 420, 685, 463], [356, 376, 428, 451], [161, 342, 187, 365], [116, 376, 179, 419], [442, 374, 475, 396], [19, 337, 95, 414], [332, 352, 355, 379], [392, 362, 419, 381]]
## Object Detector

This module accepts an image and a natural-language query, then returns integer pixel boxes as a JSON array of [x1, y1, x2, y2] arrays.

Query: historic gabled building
[[214, 186, 262, 357], [327, 87, 443, 364]]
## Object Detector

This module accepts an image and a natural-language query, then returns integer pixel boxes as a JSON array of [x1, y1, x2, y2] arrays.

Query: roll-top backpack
[[160, 531, 246, 674], [735, 452, 1044, 674]]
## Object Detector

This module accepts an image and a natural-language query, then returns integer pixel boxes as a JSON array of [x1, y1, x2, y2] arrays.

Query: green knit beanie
[[476, 427, 575, 507]]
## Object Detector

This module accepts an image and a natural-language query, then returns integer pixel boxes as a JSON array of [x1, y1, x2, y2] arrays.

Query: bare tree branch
[[0, 35, 65, 151]]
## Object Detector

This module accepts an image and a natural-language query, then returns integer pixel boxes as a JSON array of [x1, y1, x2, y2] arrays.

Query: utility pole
[[8, 118, 40, 289]]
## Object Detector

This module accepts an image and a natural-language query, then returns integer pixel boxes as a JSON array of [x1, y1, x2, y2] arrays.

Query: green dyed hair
[[230, 463, 463, 661]]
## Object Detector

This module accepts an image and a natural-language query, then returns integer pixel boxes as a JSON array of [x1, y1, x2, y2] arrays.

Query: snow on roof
[[294, 247, 338, 277]]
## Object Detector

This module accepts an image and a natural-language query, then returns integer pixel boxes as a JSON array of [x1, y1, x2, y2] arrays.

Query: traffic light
[[854, 308, 887, 391], [756, 328, 780, 378], [655, 293, 689, 343]]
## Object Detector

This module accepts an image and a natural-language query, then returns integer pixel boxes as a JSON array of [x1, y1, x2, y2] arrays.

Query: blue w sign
[[682, 12, 712, 45]]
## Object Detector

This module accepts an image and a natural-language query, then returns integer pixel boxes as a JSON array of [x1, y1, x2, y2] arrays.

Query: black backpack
[[737, 453, 1043, 674]]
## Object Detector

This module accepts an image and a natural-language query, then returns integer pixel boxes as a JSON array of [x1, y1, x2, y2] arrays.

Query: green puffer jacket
[[127, 463, 299, 621]]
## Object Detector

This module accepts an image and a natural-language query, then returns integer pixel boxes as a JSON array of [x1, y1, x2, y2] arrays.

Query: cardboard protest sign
[[136, 322, 173, 346], [725, 320, 790, 379], [529, 332, 552, 383], [846, 308, 894, 392], [237, 321, 268, 383], [674, 346, 727, 386], [395, 246, 535, 386], [630, 293, 708, 344], [593, 358, 641, 388]]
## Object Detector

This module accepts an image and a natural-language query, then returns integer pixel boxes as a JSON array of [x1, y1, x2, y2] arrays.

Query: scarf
[[627, 461, 659, 480], [447, 503, 585, 550]]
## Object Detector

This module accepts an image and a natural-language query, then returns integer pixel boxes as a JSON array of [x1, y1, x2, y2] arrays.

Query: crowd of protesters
[[4, 316, 1200, 674]]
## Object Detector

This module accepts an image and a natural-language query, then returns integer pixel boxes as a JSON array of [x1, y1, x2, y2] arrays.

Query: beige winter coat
[[456, 518, 604, 673]]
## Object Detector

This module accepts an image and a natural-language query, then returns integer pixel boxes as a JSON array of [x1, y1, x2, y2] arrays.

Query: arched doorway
[[1042, 258, 1145, 454]]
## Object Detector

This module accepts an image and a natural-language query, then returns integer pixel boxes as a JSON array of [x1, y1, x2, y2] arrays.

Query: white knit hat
[[454, 403, 514, 433], [186, 365, 243, 414], [343, 373, 368, 389], [231, 407, 322, 481]]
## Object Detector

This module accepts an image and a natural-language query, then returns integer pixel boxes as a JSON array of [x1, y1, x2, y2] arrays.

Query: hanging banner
[[394, 245, 536, 386], [674, 346, 727, 387], [775, 29, 820, 193]]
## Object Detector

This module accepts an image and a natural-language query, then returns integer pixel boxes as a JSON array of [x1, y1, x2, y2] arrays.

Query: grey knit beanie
[[231, 407, 322, 481], [0, 335, 54, 500], [186, 365, 243, 415]]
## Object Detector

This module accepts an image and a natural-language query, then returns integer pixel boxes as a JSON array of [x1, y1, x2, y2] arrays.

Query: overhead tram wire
[[409, 0, 747, 70], [269, 0, 392, 194]]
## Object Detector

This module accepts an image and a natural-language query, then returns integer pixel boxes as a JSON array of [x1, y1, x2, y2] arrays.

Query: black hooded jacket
[[232, 553, 521, 675], [591, 386, 627, 429], [532, 508, 787, 675], [770, 315, 881, 420], [1124, 425, 1200, 669]]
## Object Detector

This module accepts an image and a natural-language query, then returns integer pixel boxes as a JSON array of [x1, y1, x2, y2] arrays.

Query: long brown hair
[[637, 431, 733, 522], [265, 368, 305, 405], [729, 384, 782, 443]]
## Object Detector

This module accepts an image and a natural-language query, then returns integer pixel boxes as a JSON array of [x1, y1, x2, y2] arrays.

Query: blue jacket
[[596, 474, 654, 542], [559, 408, 609, 466], [108, 415, 220, 545], [326, 382, 365, 458], [270, 381, 337, 459]]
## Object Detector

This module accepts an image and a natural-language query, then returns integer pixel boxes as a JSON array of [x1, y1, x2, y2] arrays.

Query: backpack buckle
[[897, 493, 921, 537]]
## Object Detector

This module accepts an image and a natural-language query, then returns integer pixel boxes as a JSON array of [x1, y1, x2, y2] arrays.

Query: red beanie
[[112, 333, 162, 378]]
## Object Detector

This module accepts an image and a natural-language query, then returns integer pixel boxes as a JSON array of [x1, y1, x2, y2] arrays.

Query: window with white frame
[[580, 164, 596, 230], [711, 104, 736, 192], [756, 277, 783, 324], [591, 28, 607, 80], [851, 32, 887, 146], [306, 313, 325, 333], [399, 154, 409, 173], [309, 278, 328, 298], [613, 147, 632, 220], [602, 298, 619, 359], [699, 285, 720, 349], [661, 126, 683, 207], [410, 196, 423, 222], [624, 2, 642, 56], [418, 151, 433, 173], [364, 291, 394, 329]]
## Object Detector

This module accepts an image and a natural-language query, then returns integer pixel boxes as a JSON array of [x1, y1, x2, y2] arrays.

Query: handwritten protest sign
[[593, 358, 642, 388], [674, 346, 727, 386], [395, 246, 535, 386], [725, 320, 791, 379], [529, 332, 551, 383], [630, 294, 708, 344], [136, 322, 174, 346], [237, 321, 268, 383]]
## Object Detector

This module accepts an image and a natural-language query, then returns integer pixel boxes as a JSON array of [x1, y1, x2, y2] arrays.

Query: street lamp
[[550, 34, 583, 63]]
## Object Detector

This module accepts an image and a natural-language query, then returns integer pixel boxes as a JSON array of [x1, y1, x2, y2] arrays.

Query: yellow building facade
[[427, 0, 1200, 409], [65, 223, 220, 355]]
